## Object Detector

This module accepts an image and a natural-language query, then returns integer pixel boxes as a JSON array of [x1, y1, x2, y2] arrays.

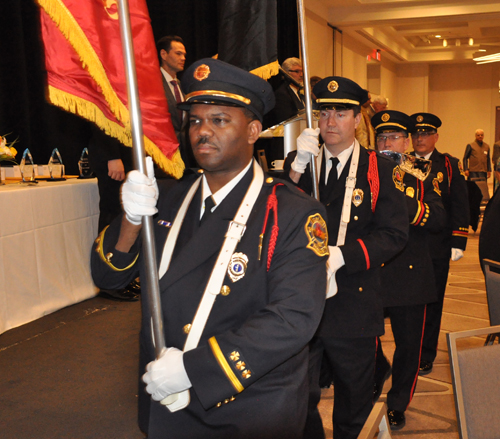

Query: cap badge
[[228, 252, 248, 282], [194, 64, 210, 81], [416, 115, 424, 123], [305, 213, 329, 257], [327, 80, 339, 93], [381, 113, 390, 122], [352, 188, 364, 207]]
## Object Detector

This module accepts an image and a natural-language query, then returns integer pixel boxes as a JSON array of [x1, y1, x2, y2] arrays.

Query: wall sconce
[[443, 39, 448, 47], [469, 38, 474, 46]]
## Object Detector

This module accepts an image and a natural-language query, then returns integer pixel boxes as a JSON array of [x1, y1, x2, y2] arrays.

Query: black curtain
[[0, 0, 298, 173]]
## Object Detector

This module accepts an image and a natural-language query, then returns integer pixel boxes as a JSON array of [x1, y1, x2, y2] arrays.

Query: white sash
[[160, 161, 264, 411]]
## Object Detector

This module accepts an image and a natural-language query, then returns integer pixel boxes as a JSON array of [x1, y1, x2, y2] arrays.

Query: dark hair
[[156, 35, 184, 61], [352, 105, 361, 116]]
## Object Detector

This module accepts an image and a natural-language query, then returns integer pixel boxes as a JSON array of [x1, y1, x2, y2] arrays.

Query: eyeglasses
[[376, 135, 406, 143], [288, 69, 303, 74], [411, 131, 436, 139]]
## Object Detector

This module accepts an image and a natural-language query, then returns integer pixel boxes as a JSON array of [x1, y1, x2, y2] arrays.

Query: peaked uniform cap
[[179, 58, 275, 121], [371, 110, 415, 135], [313, 76, 365, 109], [410, 112, 442, 132]]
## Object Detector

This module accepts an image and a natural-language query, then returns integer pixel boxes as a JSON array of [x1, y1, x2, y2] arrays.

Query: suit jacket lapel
[[162, 76, 181, 133]]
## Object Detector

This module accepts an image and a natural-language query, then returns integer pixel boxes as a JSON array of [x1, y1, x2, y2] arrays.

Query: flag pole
[[117, 0, 166, 358], [297, 0, 319, 200]]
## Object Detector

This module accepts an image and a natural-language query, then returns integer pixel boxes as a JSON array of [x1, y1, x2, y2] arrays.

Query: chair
[[483, 259, 500, 344], [357, 401, 392, 439], [447, 325, 500, 439]]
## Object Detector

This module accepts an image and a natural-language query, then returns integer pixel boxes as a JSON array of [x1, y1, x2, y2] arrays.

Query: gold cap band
[[185, 90, 251, 105]]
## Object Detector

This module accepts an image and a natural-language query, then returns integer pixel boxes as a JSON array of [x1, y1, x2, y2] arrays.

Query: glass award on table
[[20, 148, 37, 184], [48, 148, 65, 181], [78, 148, 93, 178]]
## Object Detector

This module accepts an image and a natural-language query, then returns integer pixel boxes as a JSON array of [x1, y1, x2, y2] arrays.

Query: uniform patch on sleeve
[[392, 166, 405, 192], [305, 213, 329, 257]]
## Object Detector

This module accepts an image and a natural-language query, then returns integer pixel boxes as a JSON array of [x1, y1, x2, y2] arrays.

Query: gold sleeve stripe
[[410, 200, 423, 225], [208, 337, 244, 393], [96, 225, 139, 271]]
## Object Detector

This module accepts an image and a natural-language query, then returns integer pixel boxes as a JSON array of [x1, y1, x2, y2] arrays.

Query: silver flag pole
[[118, 0, 166, 357], [297, 0, 319, 200]]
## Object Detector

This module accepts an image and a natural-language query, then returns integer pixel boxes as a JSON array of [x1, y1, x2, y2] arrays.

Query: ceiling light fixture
[[469, 38, 474, 46], [473, 53, 500, 64], [435, 35, 441, 39], [443, 39, 448, 47]]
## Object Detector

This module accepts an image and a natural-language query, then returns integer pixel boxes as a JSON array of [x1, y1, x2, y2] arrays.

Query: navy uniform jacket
[[380, 171, 446, 307], [91, 166, 328, 439], [411, 149, 469, 259], [283, 146, 408, 338]]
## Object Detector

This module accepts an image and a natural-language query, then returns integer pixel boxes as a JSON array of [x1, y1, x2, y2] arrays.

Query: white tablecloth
[[0, 178, 100, 334]]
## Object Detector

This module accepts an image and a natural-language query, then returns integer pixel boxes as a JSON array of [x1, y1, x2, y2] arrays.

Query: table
[[0, 178, 99, 334]]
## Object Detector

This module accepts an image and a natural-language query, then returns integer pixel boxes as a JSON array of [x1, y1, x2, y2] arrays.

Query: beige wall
[[305, 10, 333, 79], [428, 63, 500, 159]]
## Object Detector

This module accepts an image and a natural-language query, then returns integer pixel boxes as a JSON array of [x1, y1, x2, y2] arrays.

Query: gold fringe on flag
[[250, 60, 280, 80]]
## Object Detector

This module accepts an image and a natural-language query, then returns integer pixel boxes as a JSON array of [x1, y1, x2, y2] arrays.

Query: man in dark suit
[[371, 110, 446, 430], [157, 35, 196, 169], [91, 58, 328, 438], [266, 57, 305, 127], [410, 113, 469, 375], [282, 77, 408, 439]]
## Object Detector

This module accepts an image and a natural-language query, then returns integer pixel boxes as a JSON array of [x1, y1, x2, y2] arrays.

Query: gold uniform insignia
[[381, 113, 390, 122], [432, 177, 442, 196], [327, 80, 339, 92], [352, 188, 364, 207], [392, 166, 405, 192], [228, 253, 248, 282], [305, 214, 329, 257], [437, 172, 444, 183], [416, 115, 424, 123], [194, 64, 210, 81], [406, 187, 415, 198]]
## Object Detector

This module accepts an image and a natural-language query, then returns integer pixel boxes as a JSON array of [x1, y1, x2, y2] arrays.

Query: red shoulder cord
[[418, 178, 424, 202], [367, 152, 379, 212], [258, 183, 283, 271], [445, 156, 452, 194]]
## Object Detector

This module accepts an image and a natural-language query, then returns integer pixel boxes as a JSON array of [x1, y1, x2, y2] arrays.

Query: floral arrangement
[[0, 135, 18, 163]]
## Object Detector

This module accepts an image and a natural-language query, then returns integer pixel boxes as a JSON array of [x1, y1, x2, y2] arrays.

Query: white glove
[[451, 248, 464, 262], [291, 127, 320, 174], [142, 347, 192, 402], [121, 157, 159, 225], [326, 246, 345, 298]]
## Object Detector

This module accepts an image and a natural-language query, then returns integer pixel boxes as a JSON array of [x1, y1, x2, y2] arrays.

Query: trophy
[[20, 148, 37, 183], [48, 148, 65, 180], [78, 148, 93, 178]]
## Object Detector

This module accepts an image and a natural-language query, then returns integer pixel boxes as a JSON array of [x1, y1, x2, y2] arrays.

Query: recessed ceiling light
[[479, 49, 487, 52], [435, 35, 441, 39]]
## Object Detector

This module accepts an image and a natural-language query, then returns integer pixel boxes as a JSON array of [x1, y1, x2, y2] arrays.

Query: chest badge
[[228, 253, 248, 283], [406, 186, 415, 198], [352, 188, 364, 207]]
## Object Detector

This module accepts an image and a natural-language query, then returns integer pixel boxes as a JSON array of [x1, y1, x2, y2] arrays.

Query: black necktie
[[200, 196, 216, 225], [321, 157, 339, 200]]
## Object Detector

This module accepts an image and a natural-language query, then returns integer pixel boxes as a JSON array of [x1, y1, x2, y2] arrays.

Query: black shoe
[[387, 409, 406, 430], [373, 365, 392, 402], [419, 360, 433, 376], [99, 288, 139, 302], [127, 278, 141, 294]]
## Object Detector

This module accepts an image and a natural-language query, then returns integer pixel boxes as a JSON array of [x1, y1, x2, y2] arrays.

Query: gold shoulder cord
[[95, 225, 139, 272]]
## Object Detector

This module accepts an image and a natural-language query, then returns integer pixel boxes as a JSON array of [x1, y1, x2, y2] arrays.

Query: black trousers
[[304, 336, 377, 439], [421, 258, 450, 363], [377, 304, 426, 411]]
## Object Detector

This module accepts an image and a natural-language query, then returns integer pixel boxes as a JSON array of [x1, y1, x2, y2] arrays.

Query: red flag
[[36, 0, 184, 178]]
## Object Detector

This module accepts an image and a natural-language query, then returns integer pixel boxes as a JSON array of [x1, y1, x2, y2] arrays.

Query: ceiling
[[308, 0, 500, 64]]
